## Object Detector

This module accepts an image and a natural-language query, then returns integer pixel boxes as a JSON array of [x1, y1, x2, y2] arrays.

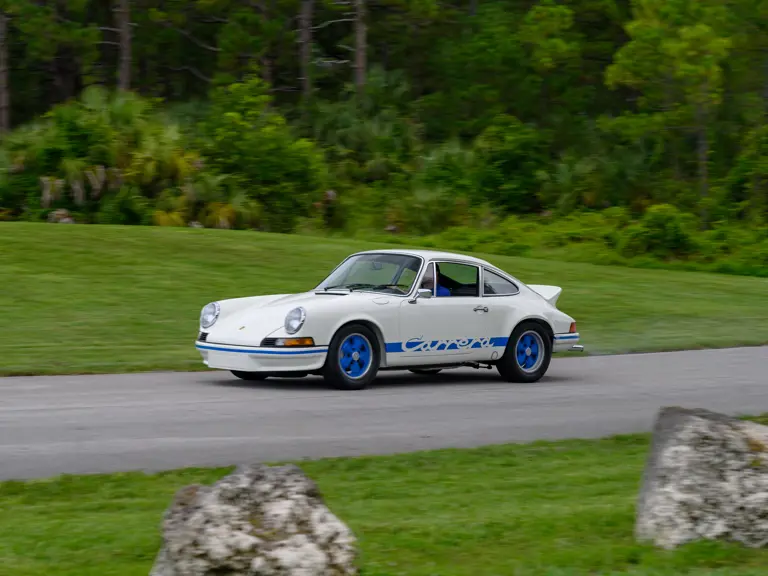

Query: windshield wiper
[[347, 283, 376, 292], [323, 283, 370, 291], [365, 284, 409, 292], [323, 283, 408, 293]]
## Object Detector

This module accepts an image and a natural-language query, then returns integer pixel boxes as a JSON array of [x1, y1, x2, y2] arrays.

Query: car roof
[[354, 248, 494, 268]]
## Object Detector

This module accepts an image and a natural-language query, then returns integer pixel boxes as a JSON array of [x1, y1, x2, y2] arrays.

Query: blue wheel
[[497, 321, 552, 383], [338, 333, 373, 380], [324, 323, 380, 390], [516, 330, 544, 373]]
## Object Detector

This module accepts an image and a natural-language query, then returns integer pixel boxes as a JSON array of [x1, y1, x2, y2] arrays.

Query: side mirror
[[409, 288, 433, 304]]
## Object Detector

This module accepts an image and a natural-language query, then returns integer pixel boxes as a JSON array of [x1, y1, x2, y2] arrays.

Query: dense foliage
[[0, 0, 767, 274]]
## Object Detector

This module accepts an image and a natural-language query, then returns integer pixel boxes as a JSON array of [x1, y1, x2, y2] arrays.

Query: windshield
[[315, 253, 423, 295]]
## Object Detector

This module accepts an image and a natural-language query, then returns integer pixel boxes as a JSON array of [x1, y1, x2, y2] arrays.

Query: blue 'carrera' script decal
[[386, 336, 509, 353], [385, 333, 576, 353], [405, 336, 494, 352]]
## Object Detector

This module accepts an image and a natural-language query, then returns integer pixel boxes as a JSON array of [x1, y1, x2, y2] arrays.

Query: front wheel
[[323, 323, 380, 390], [496, 322, 552, 383]]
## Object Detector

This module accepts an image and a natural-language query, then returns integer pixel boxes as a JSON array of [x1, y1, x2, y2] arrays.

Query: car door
[[477, 267, 523, 359], [396, 260, 496, 365]]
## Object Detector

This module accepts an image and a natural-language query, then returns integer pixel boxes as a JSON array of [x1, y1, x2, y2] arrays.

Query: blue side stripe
[[196, 344, 328, 355], [200, 334, 578, 356]]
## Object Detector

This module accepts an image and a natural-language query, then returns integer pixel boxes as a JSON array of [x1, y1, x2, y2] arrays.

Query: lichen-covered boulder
[[150, 463, 358, 576], [635, 406, 768, 550]]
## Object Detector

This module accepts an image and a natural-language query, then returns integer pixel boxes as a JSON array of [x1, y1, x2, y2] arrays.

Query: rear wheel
[[496, 321, 552, 383], [230, 370, 269, 381], [409, 369, 443, 376], [323, 323, 380, 390]]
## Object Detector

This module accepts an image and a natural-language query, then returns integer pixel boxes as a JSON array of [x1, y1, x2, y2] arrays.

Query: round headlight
[[200, 302, 220, 329], [285, 307, 306, 334]]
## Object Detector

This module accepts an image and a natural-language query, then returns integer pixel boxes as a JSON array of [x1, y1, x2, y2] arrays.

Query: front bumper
[[553, 333, 582, 353], [195, 341, 329, 372]]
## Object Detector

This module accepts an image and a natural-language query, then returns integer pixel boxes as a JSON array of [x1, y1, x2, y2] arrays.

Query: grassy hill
[[2, 221, 767, 376]]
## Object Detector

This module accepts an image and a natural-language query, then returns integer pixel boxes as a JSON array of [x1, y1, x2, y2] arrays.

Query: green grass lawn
[[2, 221, 767, 376], [2, 418, 768, 576]]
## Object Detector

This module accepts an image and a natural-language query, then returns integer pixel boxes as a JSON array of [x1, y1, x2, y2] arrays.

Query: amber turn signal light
[[278, 337, 315, 347]]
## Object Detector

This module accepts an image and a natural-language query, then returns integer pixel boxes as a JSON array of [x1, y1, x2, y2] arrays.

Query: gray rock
[[635, 406, 768, 549], [48, 208, 74, 223], [150, 464, 358, 576]]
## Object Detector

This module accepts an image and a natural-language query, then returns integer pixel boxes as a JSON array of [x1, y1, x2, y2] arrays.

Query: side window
[[483, 269, 519, 296], [435, 262, 479, 297]]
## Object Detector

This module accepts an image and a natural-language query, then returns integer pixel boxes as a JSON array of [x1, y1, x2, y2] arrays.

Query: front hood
[[205, 290, 371, 346], [241, 290, 353, 311]]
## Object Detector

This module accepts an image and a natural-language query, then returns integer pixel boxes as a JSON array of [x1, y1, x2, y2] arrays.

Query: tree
[[605, 0, 731, 223], [115, 0, 132, 90], [664, 21, 730, 220], [201, 74, 328, 232], [0, 11, 8, 132], [299, 0, 315, 103], [354, 0, 366, 93]]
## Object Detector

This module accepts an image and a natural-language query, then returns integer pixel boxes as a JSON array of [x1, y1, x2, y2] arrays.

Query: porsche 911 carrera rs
[[195, 249, 583, 389]]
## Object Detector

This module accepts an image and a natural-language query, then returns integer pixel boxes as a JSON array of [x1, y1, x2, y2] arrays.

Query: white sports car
[[195, 249, 583, 389]]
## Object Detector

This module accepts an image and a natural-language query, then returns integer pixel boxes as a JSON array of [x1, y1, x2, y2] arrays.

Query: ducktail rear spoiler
[[527, 284, 563, 307]]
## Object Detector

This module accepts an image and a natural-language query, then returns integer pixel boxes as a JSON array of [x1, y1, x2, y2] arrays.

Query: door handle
[[474, 306, 489, 313]]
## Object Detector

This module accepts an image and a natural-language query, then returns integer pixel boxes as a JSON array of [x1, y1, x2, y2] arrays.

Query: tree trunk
[[260, 0, 273, 88], [664, 75, 681, 181], [53, 50, 76, 103], [354, 0, 366, 95], [299, 0, 314, 103], [52, 1, 76, 104], [116, 0, 131, 90], [0, 13, 9, 133], [695, 100, 709, 227], [261, 56, 273, 86], [763, 49, 768, 119]]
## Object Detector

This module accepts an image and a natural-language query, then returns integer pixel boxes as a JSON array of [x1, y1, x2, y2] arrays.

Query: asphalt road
[[1, 345, 766, 481]]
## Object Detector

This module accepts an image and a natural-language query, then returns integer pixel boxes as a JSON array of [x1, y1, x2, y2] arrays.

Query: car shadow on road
[[204, 369, 577, 391]]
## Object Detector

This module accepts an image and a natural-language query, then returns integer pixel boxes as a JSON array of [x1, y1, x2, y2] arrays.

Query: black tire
[[496, 321, 552, 383], [323, 323, 380, 390], [409, 369, 443, 376], [230, 370, 269, 381]]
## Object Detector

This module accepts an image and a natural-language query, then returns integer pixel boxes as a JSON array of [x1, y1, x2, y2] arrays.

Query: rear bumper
[[553, 333, 582, 353], [195, 341, 328, 372]]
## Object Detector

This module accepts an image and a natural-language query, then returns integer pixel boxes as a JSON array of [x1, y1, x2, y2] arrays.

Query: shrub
[[619, 204, 695, 259], [416, 140, 479, 200], [472, 114, 550, 214], [753, 239, 768, 267], [97, 186, 151, 225], [201, 75, 328, 233], [0, 86, 206, 223]]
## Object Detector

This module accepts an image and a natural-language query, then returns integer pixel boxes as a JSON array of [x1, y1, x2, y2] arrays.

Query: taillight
[[569, 322, 577, 333]]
